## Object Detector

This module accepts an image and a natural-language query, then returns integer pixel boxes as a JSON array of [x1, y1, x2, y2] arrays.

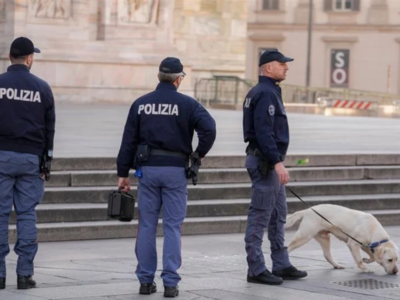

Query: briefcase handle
[[116, 188, 134, 200], [118, 186, 133, 194]]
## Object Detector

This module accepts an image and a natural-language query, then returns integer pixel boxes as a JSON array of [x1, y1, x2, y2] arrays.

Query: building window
[[324, 0, 360, 11], [335, 0, 353, 10], [262, 0, 279, 10]]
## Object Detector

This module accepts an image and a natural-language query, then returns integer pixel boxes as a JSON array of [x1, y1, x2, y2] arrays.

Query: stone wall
[[0, 0, 247, 103], [172, 0, 247, 78]]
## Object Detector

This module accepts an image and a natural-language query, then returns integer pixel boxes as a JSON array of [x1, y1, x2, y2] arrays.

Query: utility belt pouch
[[254, 149, 271, 178], [107, 190, 135, 222], [135, 145, 150, 163], [257, 158, 270, 178]]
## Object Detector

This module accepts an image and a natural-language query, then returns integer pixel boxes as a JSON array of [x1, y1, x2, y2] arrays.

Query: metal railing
[[281, 84, 400, 107], [194, 76, 254, 106], [194, 76, 400, 109]]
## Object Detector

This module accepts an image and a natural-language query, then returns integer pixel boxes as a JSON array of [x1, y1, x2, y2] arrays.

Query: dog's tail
[[285, 209, 306, 229]]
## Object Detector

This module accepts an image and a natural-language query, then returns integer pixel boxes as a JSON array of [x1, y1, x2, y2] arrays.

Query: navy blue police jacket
[[0, 64, 56, 156], [117, 82, 217, 177], [243, 76, 289, 166]]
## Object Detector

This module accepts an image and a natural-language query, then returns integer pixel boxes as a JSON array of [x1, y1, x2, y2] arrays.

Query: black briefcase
[[107, 190, 135, 222]]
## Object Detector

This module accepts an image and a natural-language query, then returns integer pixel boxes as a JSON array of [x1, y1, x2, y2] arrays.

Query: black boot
[[164, 286, 179, 298], [17, 275, 36, 289], [139, 282, 157, 295], [247, 270, 283, 285], [272, 266, 308, 280], [0, 277, 5, 289]]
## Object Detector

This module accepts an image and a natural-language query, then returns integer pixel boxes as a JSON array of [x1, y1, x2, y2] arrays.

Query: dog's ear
[[375, 246, 385, 260]]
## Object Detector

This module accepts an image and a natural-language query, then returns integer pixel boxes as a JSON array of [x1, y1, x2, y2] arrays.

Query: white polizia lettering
[[138, 104, 179, 116], [0, 88, 41, 103]]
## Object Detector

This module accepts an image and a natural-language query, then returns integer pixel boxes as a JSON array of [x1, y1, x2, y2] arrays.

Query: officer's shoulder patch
[[244, 97, 252, 108], [268, 105, 275, 116]]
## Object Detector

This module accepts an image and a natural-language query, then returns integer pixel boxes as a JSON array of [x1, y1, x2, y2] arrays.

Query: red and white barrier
[[332, 100, 373, 110]]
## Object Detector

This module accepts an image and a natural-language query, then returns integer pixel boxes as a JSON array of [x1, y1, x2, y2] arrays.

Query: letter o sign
[[332, 69, 346, 85]]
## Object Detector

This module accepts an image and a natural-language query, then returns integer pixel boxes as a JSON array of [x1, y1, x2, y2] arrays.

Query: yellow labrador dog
[[285, 204, 398, 274]]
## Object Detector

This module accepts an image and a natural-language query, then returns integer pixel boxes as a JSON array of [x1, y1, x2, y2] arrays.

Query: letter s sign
[[330, 49, 349, 88]]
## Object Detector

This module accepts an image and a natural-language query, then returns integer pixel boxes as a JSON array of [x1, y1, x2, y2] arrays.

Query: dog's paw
[[362, 258, 374, 264], [333, 265, 345, 269], [361, 268, 374, 273]]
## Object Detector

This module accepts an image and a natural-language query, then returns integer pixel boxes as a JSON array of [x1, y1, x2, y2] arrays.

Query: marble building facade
[[0, 0, 247, 102], [1, 0, 400, 103]]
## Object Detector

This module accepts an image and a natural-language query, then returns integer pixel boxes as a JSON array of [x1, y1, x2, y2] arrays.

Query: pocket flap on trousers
[[251, 187, 275, 210]]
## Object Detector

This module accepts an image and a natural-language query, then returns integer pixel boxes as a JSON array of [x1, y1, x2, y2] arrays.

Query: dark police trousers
[[135, 166, 187, 287], [244, 154, 292, 276], [0, 150, 44, 277]]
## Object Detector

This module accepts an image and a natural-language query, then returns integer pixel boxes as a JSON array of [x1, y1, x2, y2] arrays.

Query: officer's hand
[[190, 152, 203, 162], [274, 162, 289, 185], [118, 177, 131, 192]]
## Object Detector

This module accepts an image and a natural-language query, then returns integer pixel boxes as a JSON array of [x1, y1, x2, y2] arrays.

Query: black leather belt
[[246, 148, 285, 161], [150, 149, 188, 160], [246, 148, 261, 157]]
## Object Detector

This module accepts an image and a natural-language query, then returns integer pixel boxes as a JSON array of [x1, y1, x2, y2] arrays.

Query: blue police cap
[[9, 37, 41, 58], [259, 49, 293, 67], [159, 57, 186, 75]]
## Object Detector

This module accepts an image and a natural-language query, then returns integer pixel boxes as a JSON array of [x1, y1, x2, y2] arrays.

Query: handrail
[[194, 76, 400, 107]]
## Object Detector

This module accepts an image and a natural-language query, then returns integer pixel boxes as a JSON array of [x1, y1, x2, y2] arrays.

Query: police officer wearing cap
[[0, 37, 55, 289], [242, 49, 307, 285], [117, 57, 216, 297]]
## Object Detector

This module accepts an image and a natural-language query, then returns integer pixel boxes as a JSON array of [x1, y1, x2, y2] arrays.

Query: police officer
[[242, 49, 307, 285], [116, 57, 216, 298], [0, 37, 55, 289]]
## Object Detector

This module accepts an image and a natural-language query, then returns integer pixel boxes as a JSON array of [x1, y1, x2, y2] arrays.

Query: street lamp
[[306, 0, 313, 88]]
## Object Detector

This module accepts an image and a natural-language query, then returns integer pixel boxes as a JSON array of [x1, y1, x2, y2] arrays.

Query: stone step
[[9, 194, 400, 224], [50, 154, 400, 171], [49, 154, 346, 171], [288, 179, 400, 197], [8, 209, 400, 243], [41, 179, 400, 204], [46, 166, 400, 187], [9, 216, 246, 242]]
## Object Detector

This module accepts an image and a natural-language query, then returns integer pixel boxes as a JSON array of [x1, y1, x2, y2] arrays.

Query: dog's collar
[[369, 239, 389, 252]]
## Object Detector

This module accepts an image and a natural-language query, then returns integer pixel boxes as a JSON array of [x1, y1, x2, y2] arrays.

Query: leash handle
[[287, 187, 367, 248]]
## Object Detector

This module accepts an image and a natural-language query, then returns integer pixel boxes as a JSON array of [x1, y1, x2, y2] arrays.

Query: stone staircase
[[9, 154, 400, 242]]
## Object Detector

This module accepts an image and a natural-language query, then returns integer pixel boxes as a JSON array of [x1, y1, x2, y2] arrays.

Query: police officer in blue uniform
[[0, 37, 55, 290], [116, 57, 216, 298], [242, 49, 307, 285]]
